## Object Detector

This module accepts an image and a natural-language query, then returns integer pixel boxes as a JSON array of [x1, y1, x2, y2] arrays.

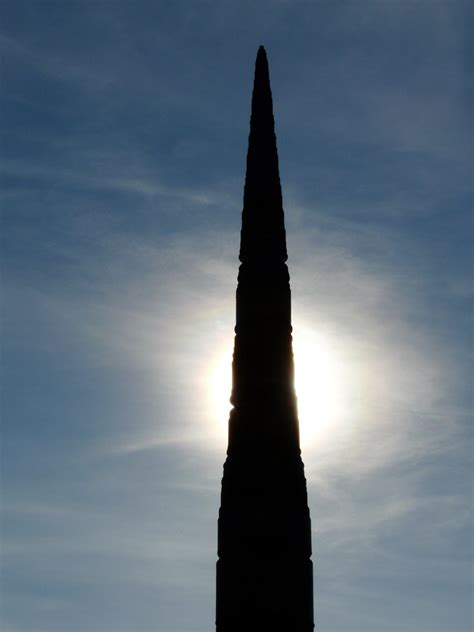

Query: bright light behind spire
[[208, 322, 347, 449], [292, 323, 346, 447], [209, 342, 233, 439]]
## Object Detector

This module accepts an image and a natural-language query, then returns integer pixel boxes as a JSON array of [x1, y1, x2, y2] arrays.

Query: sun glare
[[292, 326, 344, 446], [209, 345, 233, 436], [209, 325, 345, 449]]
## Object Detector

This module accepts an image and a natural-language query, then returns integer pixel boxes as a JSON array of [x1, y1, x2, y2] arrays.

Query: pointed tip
[[240, 44, 287, 264], [256, 45, 267, 65], [253, 45, 270, 89]]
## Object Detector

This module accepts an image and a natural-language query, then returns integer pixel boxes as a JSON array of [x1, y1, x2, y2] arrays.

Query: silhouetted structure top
[[216, 47, 314, 631]]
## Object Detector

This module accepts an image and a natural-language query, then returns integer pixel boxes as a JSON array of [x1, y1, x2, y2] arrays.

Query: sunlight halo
[[208, 322, 347, 450]]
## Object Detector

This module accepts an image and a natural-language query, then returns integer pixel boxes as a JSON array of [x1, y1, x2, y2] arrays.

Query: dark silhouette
[[216, 47, 314, 631]]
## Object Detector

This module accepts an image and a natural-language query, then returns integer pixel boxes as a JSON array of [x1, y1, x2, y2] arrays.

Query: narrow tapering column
[[216, 47, 314, 632]]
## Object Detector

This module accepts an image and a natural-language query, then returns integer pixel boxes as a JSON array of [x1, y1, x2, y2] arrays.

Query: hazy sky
[[1, 2, 472, 631]]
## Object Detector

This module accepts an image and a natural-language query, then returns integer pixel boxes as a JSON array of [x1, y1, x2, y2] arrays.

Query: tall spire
[[240, 45, 287, 263], [232, 46, 294, 435], [216, 47, 314, 632]]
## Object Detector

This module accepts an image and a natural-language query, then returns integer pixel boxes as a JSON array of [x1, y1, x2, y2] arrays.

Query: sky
[[1, 2, 472, 631]]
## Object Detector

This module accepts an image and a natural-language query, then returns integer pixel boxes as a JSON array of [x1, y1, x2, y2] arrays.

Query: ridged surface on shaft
[[216, 47, 314, 631]]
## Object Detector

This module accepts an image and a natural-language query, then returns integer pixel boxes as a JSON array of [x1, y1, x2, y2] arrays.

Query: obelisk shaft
[[216, 47, 314, 632]]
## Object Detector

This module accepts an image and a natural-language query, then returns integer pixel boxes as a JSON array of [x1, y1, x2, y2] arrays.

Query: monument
[[216, 47, 314, 631]]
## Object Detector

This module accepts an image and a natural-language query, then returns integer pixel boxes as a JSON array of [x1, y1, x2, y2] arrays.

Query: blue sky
[[1, 2, 471, 631]]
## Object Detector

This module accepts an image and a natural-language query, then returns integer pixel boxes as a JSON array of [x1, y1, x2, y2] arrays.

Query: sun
[[292, 325, 345, 446], [208, 344, 233, 437], [208, 324, 345, 448]]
